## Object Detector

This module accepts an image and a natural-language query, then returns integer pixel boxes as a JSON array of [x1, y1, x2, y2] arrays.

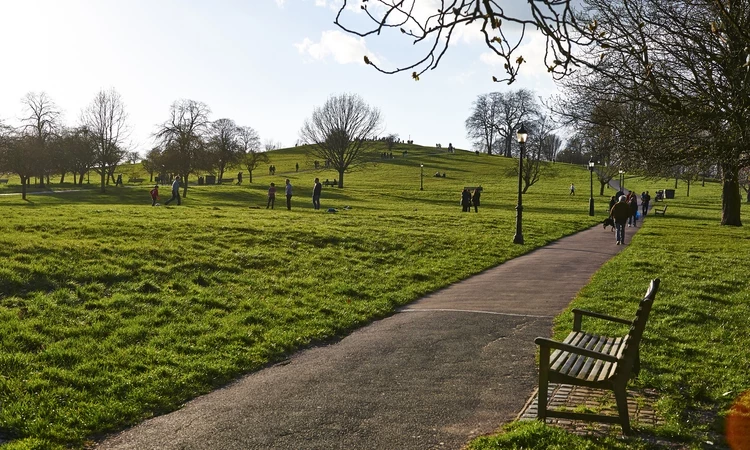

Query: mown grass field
[[0, 144, 605, 448], [469, 176, 750, 449]]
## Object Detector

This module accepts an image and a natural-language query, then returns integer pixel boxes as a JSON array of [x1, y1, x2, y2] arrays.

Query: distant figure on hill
[[570, 183, 576, 195], [295, 163, 299, 172], [237, 172, 243, 184], [461, 188, 472, 212], [267, 183, 276, 209], [164, 176, 181, 206], [472, 188, 481, 213], [150, 185, 160, 206], [285, 179, 293, 210], [116, 174, 123, 186], [448, 143, 454, 153], [312, 177, 322, 210]]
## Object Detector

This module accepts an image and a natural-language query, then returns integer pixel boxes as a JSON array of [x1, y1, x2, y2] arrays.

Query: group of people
[[460, 188, 481, 213], [149, 175, 182, 206], [608, 190, 651, 245], [266, 178, 322, 211], [268, 165, 277, 175]]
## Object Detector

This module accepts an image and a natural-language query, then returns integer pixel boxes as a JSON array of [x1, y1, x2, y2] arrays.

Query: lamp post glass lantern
[[513, 124, 528, 244], [420, 164, 424, 191], [588, 159, 595, 216], [619, 169, 624, 190]]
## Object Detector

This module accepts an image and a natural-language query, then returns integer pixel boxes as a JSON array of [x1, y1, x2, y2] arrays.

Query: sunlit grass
[[0, 144, 606, 448]]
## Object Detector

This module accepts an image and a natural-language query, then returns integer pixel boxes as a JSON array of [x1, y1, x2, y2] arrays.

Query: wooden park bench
[[220, 178, 234, 184], [128, 178, 145, 184], [323, 179, 338, 187], [653, 205, 668, 216], [0, 179, 9, 184], [534, 278, 660, 435]]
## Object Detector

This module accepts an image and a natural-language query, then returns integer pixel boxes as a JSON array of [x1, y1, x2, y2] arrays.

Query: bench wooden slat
[[589, 336, 619, 382], [566, 335, 603, 378], [578, 335, 609, 380], [551, 332, 586, 372]]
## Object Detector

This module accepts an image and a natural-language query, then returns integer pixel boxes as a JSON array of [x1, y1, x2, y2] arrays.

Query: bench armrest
[[534, 337, 619, 363], [572, 308, 631, 331]]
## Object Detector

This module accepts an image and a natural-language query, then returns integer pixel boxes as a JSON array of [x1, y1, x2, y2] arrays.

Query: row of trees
[[0, 90, 134, 199], [0, 91, 269, 200]]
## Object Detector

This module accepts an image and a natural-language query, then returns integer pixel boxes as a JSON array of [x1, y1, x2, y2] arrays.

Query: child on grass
[[150, 185, 160, 206]]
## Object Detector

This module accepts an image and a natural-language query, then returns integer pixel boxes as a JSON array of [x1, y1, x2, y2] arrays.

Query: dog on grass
[[602, 217, 616, 231]]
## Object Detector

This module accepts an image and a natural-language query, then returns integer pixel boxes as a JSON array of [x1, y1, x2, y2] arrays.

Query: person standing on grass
[[285, 178, 293, 210], [610, 195, 631, 245], [164, 176, 181, 206], [150, 185, 160, 206], [267, 182, 276, 209], [471, 188, 481, 213], [461, 188, 472, 212], [570, 183, 575, 195], [312, 177, 322, 210], [628, 194, 639, 227]]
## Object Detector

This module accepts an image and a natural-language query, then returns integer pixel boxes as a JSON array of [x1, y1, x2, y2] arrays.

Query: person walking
[[267, 183, 276, 209], [461, 188, 472, 212], [312, 177, 322, 210], [608, 195, 617, 212], [164, 176, 181, 206], [471, 188, 481, 213], [628, 194, 639, 226], [610, 195, 631, 245], [150, 184, 160, 206], [295, 163, 299, 172], [285, 179, 293, 210], [641, 191, 651, 216], [570, 183, 576, 195]]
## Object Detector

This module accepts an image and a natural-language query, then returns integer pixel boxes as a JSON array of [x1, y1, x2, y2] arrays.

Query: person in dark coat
[[461, 188, 472, 212], [628, 194, 639, 227], [471, 188, 481, 213], [312, 177, 322, 210], [610, 195, 631, 245]]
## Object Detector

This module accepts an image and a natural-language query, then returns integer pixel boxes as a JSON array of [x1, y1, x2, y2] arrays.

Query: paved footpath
[[98, 221, 639, 450]]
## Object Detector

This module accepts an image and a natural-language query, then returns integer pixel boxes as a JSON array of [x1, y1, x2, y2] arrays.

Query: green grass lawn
[[0, 144, 603, 448], [469, 177, 750, 449]]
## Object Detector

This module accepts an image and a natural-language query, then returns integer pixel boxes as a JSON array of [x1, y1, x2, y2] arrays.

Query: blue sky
[[0, 0, 560, 154]]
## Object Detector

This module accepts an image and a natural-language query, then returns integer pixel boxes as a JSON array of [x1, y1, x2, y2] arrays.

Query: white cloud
[[274, 0, 286, 7], [295, 30, 379, 66]]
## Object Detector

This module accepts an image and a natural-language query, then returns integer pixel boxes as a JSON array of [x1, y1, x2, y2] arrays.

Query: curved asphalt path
[[98, 200, 641, 449]]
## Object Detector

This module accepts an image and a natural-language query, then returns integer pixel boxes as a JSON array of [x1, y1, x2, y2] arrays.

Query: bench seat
[[653, 205, 668, 215]]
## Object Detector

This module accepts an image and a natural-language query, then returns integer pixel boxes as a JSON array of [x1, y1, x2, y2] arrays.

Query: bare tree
[[238, 126, 266, 183], [21, 92, 60, 187], [465, 93, 501, 154], [0, 131, 41, 199], [299, 93, 383, 188], [264, 139, 282, 151], [154, 99, 211, 197], [207, 118, 242, 182], [384, 133, 399, 153], [81, 88, 129, 193]]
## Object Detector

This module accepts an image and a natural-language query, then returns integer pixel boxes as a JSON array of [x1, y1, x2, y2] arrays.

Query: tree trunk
[[338, 169, 344, 188], [721, 163, 742, 226], [249, 170, 253, 183], [60, 172, 66, 184], [182, 174, 189, 198], [100, 172, 106, 193], [21, 176, 27, 200]]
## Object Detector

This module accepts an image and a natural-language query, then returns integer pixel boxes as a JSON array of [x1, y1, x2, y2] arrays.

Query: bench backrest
[[616, 278, 660, 378]]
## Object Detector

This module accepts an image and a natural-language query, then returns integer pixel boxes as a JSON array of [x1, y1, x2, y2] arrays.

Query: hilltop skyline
[[0, 0, 561, 154]]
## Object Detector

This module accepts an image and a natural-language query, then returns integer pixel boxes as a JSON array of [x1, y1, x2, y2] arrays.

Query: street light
[[513, 123, 528, 245], [619, 169, 625, 191], [420, 164, 424, 191], [588, 159, 595, 216]]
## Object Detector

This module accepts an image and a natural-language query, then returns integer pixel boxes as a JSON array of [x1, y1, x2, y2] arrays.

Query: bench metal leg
[[614, 386, 631, 435]]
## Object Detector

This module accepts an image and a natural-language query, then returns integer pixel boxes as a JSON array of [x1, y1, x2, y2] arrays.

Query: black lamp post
[[420, 164, 424, 191], [588, 159, 595, 216], [513, 123, 528, 244], [619, 169, 625, 191]]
